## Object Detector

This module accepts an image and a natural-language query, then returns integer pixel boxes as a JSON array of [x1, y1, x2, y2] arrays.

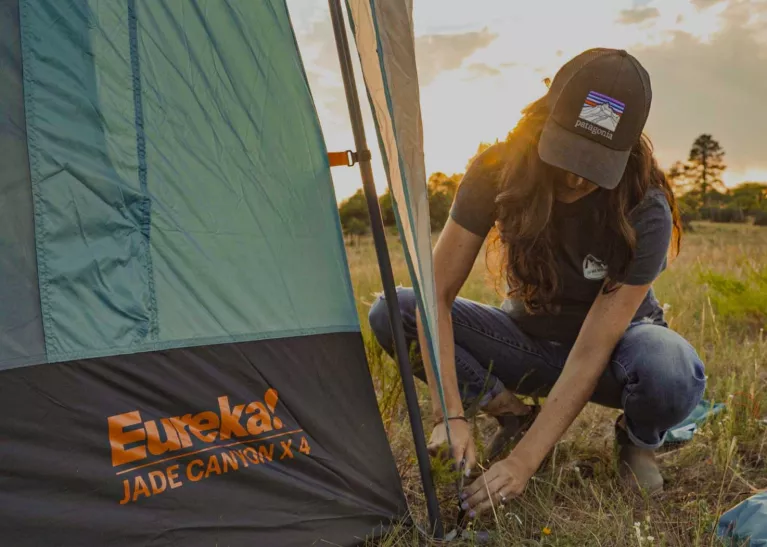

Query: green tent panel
[[0, 1, 408, 545]]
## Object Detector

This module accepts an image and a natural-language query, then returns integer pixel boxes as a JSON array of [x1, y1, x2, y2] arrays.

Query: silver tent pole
[[326, 0, 444, 538]]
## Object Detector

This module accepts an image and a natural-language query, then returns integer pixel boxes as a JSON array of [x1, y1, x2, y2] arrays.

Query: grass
[[344, 222, 767, 547]]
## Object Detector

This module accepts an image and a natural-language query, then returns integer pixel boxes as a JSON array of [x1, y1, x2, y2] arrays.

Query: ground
[[344, 222, 767, 547]]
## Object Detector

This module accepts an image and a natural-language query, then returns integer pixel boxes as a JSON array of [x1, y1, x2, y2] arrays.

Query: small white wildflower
[[647, 536, 655, 542], [634, 522, 641, 528]]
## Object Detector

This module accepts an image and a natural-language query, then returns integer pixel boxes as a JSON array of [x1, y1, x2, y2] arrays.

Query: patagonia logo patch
[[575, 91, 625, 140]]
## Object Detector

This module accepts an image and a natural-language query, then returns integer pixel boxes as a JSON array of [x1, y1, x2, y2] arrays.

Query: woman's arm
[[512, 281, 652, 473], [417, 217, 485, 465], [463, 280, 653, 510]]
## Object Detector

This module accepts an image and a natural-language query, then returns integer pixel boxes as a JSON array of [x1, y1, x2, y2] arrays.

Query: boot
[[615, 415, 664, 495], [483, 404, 540, 463]]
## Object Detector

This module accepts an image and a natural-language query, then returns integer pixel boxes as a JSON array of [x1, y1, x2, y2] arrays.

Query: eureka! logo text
[[107, 389, 313, 505], [108, 389, 285, 467]]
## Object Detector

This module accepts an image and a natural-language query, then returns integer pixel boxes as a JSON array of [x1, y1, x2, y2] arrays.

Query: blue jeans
[[368, 288, 706, 450]]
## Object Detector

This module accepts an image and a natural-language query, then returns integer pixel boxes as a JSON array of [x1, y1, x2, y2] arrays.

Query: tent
[[0, 0, 445, 545]]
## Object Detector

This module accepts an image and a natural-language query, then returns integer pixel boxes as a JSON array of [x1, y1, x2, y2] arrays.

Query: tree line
[[337, 143, 491, 236], [338, 136, 767, 236], [667, 134, 767, 226], [337, 171, 462, 236]]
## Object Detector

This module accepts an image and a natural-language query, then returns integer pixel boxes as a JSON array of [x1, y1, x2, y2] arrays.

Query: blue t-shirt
[[449, 142, 672, 344]]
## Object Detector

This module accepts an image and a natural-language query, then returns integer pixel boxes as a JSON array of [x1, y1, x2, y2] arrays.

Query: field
[[344, 222, 767, 546]]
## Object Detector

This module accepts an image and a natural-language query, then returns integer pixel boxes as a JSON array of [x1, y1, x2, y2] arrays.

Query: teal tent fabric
[[1, 2, 409, 545], [0, 0, 45, 369], [137, 2, 358, 344], [20, 0, 155, 361], [666, 400, 726, 443], [9, 0, 359, 367], [718, 492, 767, 546]]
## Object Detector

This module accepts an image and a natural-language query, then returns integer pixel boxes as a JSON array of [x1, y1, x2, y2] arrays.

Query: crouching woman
[[368, 48, 706, 515]]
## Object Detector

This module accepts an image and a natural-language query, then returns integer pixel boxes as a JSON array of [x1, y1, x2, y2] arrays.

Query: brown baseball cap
[[538, 48, 652, 189]]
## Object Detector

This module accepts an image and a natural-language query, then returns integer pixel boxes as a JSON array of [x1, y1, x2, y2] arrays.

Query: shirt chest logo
[[583, 254, 608, 281]]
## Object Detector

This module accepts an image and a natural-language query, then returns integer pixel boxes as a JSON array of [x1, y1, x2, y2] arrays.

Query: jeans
[[368, 287, 706, 450]]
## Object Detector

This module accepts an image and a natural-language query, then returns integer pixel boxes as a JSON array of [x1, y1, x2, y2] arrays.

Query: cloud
[[692, 0, 726, 9], [635, 1, 767, 176], [618, 6, 661, 24], [300, 17, 341, 73], [466, 63, 501, 78], [297, 17, 498, 89], [415, 28, 498, 84]]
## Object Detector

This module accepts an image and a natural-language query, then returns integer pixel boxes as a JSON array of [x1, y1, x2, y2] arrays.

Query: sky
[[286, 0, 767, 201]]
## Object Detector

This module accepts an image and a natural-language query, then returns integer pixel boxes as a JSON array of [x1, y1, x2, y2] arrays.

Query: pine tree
[[686, 134, 726, 205]]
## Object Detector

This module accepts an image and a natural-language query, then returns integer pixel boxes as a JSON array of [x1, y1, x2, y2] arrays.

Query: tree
[[686, 134, 726, 205], [378, 190, 395, 226], [427, 172, 460, 197], [338, 189, 370, 235], [344, 217, 369, 236], [427, 172, 461, 231], [666, 160, 690, 195], [731, 182, 767, 213]]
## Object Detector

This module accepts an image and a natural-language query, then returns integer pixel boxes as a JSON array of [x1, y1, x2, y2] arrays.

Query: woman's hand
[[461, 452, 534, 516], [427, 419, 476, 473]]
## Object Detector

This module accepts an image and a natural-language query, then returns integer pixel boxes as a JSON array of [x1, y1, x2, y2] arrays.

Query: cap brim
[[538, 117, 630, 190]]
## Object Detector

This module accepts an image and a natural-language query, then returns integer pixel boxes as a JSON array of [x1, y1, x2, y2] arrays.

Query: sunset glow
[[287, 0, 767, 201]]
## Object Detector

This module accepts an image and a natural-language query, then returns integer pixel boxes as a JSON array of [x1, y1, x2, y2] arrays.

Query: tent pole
[[327, 0, 444, 539]]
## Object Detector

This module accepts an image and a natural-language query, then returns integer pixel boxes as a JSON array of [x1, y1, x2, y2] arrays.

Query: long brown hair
[[489, 96, 682, 314]]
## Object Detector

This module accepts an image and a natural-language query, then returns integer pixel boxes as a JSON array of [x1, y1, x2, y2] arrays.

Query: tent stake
[[327, 0, 444, 539]]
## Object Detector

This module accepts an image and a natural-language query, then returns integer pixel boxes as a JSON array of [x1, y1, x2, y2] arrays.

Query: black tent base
[[0, 333, 407, 546]]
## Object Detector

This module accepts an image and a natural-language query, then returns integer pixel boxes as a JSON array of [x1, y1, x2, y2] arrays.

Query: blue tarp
[[718, 492, 767, 546], [666, 400, 726, 443]]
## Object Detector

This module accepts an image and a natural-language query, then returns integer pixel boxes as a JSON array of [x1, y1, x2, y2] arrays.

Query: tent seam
[[18, 0, 54, 362], [128, 0, 159, 341], [0, 325, 363, 371]]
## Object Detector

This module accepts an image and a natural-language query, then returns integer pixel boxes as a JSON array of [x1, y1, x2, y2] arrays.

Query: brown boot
[[484, 404, 540, 463], [615, 416, 664, 495]]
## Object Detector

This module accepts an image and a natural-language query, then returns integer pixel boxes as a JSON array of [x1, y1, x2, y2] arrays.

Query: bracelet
[[435, 415, 468, 425]]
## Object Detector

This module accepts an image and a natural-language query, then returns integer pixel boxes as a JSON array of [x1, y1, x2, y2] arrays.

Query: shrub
[[754, 211, 767, 227], [705, 207, 745, 223], [378, 191, 395, 227], [680, 211, 696, 231], [428, 190, 452, 232], [699, 266, 767, 330], [344, 217, 369, 236], [338, 190, 371, 234]]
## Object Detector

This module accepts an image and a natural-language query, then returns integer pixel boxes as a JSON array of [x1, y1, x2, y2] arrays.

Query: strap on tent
[[328, 149, 371, 167]]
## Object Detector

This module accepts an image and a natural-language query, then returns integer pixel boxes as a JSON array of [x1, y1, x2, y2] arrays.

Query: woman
[[368, 48, 706, 517]]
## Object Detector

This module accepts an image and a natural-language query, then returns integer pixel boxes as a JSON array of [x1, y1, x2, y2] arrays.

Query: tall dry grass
[[346, 222, 766, 546]]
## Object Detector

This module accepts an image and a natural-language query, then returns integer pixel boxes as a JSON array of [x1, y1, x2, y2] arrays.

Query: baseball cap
[[538, 48, 652, 189]]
